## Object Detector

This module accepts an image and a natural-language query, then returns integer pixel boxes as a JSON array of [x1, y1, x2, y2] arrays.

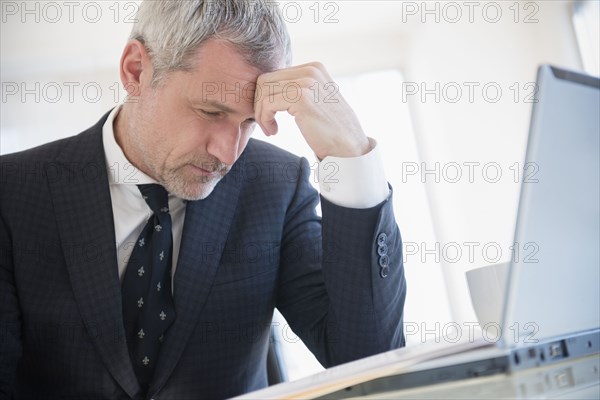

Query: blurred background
[[2, 0, 599, 380]]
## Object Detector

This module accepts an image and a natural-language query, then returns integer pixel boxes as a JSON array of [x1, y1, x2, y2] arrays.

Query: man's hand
[[254, 62, 371, 159]]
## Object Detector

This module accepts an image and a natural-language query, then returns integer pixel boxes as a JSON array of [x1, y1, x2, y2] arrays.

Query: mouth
[[187, 164, 220, 177]]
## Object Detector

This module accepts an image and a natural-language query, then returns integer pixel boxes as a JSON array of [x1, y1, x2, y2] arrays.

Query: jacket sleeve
[[276, 157, 406, 367]]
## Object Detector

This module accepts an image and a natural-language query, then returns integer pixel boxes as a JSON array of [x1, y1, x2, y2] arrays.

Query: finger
[[255, 91, 296, 136], [253, 81, 272, 135], [255, 96, 277, 136], [256, 96, 284, 136], [261, 113, 278, 136]]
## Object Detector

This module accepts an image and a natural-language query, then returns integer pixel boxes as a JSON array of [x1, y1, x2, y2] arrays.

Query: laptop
[[235, 65, 600, 399]]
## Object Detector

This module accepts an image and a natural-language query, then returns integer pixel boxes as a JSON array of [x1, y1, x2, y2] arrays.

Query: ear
[[119, 39, 152, 97]]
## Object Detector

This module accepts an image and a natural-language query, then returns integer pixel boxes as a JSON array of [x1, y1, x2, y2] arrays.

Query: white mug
[[466, 262, 510, 330]]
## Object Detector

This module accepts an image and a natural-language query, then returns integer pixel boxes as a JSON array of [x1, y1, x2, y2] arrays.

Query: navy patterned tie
[[122, 184, 176, 390]]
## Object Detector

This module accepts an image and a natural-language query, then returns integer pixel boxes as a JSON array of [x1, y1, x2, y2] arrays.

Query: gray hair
[[129, 0, 292, 85]]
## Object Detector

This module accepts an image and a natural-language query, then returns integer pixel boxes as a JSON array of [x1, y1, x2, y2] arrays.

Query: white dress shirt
[[102, 105, 389, 289]]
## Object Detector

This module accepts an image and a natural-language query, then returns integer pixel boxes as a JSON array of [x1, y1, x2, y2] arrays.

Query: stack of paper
[[232, 336, 492, 399]]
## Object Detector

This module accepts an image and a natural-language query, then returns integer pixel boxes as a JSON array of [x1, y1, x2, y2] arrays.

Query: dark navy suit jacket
[[0, 112, 406, 399]]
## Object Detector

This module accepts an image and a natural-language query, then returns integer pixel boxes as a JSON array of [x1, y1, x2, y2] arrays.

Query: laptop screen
[[501, 65, 600, 348]]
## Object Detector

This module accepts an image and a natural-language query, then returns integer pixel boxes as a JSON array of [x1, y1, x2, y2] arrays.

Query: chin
[[169, 179, 221, 201]]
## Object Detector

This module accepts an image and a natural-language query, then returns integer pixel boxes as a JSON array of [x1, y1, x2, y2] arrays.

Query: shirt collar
[[102, 105, 157, 186]]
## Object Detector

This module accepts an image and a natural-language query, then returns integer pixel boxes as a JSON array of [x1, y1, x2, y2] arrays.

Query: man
[[0, 1, 406, 398]]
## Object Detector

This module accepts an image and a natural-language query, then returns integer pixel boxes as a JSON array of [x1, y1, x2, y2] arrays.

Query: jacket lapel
[[148, 155, 245, 397], [48, 114, 142, 398]]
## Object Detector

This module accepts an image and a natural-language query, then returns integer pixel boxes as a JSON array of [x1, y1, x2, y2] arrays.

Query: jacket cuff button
[[380, 266, 390, 278], [377, 232, 387, 245]]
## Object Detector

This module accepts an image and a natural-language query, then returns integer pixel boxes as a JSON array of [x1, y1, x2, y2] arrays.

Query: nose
[[206, 124, 241, 166]]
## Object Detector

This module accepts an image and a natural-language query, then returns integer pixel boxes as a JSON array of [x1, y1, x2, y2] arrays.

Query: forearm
[[276, 157, 406, 368], [318, 193, 406, 366]]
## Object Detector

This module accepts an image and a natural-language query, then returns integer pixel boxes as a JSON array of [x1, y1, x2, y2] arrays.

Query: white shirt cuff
[[318, 138, 389, 209]]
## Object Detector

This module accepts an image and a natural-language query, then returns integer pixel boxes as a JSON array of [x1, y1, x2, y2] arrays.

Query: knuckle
[[303, 63, 324, 79], [307, 61, 324, 70]]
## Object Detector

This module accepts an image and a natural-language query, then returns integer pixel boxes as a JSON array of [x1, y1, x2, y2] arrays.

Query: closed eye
[[201, 110, 222, 117]]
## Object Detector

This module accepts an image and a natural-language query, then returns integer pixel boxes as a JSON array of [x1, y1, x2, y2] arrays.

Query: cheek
[[163, 120, 211, 161]]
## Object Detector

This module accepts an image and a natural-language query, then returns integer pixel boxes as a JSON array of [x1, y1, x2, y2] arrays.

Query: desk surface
[[350, 354, 600, 399]]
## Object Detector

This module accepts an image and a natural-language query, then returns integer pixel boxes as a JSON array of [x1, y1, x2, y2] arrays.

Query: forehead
[[183, 39, 264, 106]]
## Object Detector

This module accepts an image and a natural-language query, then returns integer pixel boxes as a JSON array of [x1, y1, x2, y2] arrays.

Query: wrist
[[318, 137, 371, 159]]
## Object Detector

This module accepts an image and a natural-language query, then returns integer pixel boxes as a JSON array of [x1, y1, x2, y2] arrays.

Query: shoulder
[[242, 138, 303, 165], [0, 111, 109, 185], [233, 138, 312, 186], [226, 138, 315, 204], [0, 111, 109, 166], [1, 134, 78, 166]]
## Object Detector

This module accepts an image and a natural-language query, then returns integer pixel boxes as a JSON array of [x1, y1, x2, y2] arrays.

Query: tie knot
[[138, 184, 169, 215]]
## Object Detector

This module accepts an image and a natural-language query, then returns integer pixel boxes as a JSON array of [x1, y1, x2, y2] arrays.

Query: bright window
[[573, 0, 600, 76]]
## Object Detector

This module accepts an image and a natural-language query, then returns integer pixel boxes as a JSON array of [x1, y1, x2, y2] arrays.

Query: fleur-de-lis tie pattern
[[121, 184, 176, 391]]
